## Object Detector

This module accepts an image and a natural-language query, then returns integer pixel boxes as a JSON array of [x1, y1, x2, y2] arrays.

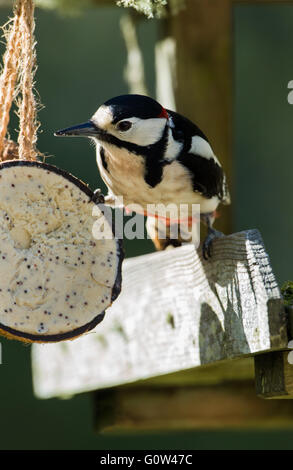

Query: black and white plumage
[[55, 94, 230, 258]]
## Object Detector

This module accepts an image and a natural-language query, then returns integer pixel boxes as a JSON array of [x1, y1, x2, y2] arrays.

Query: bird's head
[[55, 94, 169, 149]]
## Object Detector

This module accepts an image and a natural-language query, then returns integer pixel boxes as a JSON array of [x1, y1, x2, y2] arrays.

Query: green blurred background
[[0, 3, 293, 450]]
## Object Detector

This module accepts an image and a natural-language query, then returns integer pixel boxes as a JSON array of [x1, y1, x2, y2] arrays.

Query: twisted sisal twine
[[0, 0, 39, 161]]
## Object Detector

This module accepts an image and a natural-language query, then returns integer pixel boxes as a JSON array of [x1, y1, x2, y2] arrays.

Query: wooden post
[[255, 351, 293, 399], [169, 0, 233, 235], [255, 307, 293, 399]]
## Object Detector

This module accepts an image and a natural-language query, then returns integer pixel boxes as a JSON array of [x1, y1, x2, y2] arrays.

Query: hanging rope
[[0, 0, 39, 161], [17, 0, 38, 161], [0, 2, 21, 158]]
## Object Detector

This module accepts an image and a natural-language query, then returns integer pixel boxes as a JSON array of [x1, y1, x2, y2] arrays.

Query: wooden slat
[[93, 381, 293, 432], [32, 229, 288, 399]]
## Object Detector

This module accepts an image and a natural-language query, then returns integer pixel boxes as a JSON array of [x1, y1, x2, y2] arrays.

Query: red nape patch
[[158, 107, 169, 119]]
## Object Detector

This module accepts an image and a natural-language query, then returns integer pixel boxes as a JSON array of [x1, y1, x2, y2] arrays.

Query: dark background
[[0, 3, 292, 450]]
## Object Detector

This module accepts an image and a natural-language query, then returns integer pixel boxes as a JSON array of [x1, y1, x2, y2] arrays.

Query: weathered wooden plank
[[32, 229, 288, 399], [93, 381, 293, 432]]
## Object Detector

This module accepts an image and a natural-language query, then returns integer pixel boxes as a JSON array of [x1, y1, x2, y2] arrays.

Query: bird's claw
[[89, 188, 105, 205], [202, 229, 224, 260]]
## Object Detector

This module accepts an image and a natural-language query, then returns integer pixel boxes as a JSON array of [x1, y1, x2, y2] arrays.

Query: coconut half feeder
[[0, 1, 123, 343], [0, 160, 123, 342]]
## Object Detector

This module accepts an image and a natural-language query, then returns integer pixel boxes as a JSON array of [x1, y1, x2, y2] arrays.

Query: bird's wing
[[177, 151, 230, 203], [166, 109, 230, 205]]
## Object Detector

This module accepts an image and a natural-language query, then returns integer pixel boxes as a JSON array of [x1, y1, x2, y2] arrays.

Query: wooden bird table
[[32, 230, 293, 431]]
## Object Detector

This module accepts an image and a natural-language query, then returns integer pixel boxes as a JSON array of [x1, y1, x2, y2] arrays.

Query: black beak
[[54, 121, 99, 138]]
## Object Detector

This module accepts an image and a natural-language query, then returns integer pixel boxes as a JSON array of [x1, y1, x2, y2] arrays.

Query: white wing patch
[[191, 135, 220, 165]]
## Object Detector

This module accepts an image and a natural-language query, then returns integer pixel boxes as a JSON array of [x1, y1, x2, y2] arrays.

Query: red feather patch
[[158, 107, 168, 119]]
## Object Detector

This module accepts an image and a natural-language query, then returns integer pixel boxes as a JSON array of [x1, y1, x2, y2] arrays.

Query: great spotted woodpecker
[[55, 94, 230, 258]]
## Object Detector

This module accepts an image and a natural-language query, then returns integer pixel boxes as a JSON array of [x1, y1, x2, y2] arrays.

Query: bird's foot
[[202, 227, 224, 260], [89, 188, 105, 205]]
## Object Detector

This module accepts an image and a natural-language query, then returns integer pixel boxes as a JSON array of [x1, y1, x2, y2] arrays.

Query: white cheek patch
[[115, 118, 166, 146], [191, 136, 220, 165]]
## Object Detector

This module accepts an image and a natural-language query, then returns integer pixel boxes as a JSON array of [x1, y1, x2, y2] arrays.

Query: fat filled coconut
[[0, 160, 123, 342]]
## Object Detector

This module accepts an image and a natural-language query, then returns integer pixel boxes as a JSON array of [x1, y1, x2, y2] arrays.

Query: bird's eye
[[117, 121, 132, 132]]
